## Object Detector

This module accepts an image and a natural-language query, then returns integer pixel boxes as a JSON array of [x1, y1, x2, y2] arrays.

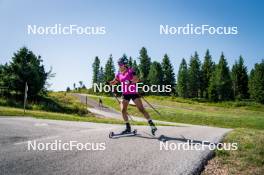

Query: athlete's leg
[[133, 97, 157, 135], [120, 99, 131, 133], [120, 99, 129, 122], [133, 97, 150, 120]]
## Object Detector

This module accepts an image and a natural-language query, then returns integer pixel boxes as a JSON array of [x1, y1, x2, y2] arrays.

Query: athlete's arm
[[131, 75, 140, 84], [109, 78, 119, 85]]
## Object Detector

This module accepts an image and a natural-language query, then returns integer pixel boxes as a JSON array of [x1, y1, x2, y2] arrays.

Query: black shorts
[[122, 94, 140, 101]]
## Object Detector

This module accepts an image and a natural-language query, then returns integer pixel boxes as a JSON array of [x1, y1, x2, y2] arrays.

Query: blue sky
[[0, 0, 263, 91]]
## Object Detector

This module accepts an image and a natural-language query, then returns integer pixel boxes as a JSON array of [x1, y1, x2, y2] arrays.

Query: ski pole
[[140, 95, 161, 116]]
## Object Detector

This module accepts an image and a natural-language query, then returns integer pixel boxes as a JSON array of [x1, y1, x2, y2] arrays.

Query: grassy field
[[89, 95, 264, 129], [0, 106, 147, 125], [88, 94, 264, 175], [0, 92, 89, 115], [203, 128, 264, 175], [0, 92, 148, 125]]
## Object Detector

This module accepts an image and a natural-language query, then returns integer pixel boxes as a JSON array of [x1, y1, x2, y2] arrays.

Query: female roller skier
[[110, 57, 157, 135]]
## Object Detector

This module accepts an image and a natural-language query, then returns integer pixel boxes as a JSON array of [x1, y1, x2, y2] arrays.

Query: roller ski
[[109, 123, 137, 138], [109, 129, 137, 138]]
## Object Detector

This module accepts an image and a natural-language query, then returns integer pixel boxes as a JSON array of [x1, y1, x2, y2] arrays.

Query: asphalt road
[[0, 117, 231, 175]]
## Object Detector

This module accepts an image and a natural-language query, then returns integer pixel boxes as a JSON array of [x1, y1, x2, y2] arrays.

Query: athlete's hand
[[131, 75, 140, 84], [109, 79, 118, 85]]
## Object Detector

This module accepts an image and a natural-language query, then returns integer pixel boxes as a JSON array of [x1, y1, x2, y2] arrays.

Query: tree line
[[92, 47, 264, 103], [2, 46, 262, 104], [92, 47, 175, 95]]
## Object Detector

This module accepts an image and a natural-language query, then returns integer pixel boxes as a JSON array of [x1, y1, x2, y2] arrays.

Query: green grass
[[146, 95, 264, 112], [203, 128, 264, 175], [36, 92, 90, 115], [0, 92, 89, 116], [0, 93, 164, 126], [0, 106, 146, 125], [89, 95, 264, 129]]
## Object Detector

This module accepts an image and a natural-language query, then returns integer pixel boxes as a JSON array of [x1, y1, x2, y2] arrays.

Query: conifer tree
[[98, 66, 105, 84], [138, 47, 151, 84], [132, 60, 140, 75], [104, 54, 115, 82], [249, 60, 264, 103], [4, 47, 51, 98], [92, 56, 100, 84], [128, 56, 133, 67], [209, 53, 233, 101], [162, 54, 175, 94], [177, 58, 189, 98], [188, 52, 201, 98], [231, 56, 249, 99], [201, 49, 215, 98], [148, 61, 163, 86]]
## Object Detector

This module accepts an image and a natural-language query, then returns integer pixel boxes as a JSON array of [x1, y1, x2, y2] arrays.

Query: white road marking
[[14, 135, 59, 145], [34, 123, 48, 126]]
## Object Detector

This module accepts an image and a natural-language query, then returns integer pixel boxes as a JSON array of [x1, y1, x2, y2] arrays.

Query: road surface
[[0, 117, 231, 175]]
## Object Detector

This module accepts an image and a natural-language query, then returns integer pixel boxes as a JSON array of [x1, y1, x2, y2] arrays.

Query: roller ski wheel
[[109, 131, 114, 138]]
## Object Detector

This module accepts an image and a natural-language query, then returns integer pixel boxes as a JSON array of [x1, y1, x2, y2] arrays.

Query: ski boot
[[148, 120, 157, 135], [121, 123, 131, 134]]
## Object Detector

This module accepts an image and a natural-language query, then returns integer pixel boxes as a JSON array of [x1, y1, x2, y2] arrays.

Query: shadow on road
[[111, 132, 219, 146], [155, 135, 219, 145]]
